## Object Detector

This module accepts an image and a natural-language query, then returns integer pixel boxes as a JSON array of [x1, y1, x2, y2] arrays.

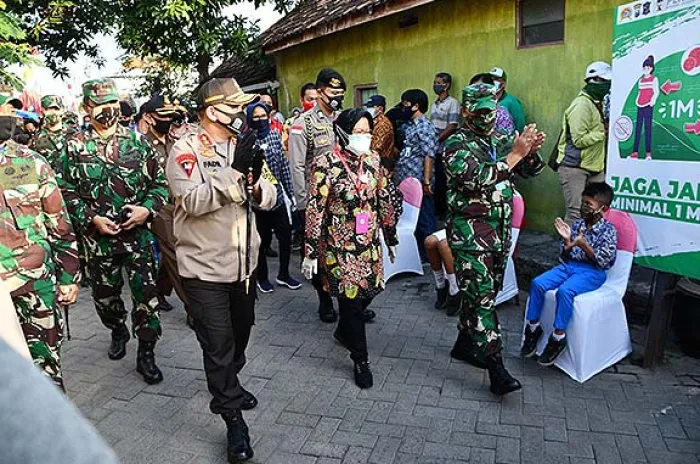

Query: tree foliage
[[0, 2, 40, 89]]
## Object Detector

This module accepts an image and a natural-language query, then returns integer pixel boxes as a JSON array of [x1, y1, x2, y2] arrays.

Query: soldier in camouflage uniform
[[59, 78, 169, 385], [0, 93, 80, 390], [444, 82, 545, 395], [63, 111, 80, 137], [33, 95, 67, 171]]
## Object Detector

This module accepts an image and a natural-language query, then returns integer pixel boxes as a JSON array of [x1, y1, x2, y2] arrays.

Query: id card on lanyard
[[337, 149, 370, 235]]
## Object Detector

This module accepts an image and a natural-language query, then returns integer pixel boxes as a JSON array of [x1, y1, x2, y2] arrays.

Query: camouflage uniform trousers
[[453, 250, 508, 362], [13, 278, 65, 390], [88, 246, 162, 342]]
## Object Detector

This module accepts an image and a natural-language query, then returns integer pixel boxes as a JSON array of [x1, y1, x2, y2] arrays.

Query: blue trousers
[[527, 261, 606, 331], [416, 195, 437, 260]]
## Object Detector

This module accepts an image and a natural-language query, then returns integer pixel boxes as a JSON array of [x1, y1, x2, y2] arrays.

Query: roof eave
[[263, 0, 435, 55]]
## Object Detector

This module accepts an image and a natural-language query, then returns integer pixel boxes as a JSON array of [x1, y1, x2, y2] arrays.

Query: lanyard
[[489, 144, 497, 162], [336, 148, 367, 196]]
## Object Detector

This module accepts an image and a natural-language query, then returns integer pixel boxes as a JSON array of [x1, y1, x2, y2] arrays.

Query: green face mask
[[468, 109, 497, 134], [44, 113, 62, 127], [584, 81, 611, 102]]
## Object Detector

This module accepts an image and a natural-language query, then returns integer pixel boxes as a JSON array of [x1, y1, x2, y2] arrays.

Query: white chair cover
[[496, 192, 525, 306], [383, 178, 424, 281]]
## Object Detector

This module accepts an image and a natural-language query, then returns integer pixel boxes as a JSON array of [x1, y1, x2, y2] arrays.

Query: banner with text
[[608, 0, 700, 279]]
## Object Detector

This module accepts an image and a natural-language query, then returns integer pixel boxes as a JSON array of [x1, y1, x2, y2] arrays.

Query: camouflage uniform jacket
[[32, 128, 66, 172], [59, 126, 169, 257], [0, 141, 80, 296], [443, 128, 544, 253]]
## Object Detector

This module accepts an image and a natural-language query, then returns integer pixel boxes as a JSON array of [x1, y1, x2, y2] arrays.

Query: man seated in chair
[[424, 230, 461, 315], [522, 182, 617, 366]]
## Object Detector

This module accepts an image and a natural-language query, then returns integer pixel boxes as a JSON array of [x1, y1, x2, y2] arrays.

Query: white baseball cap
[[489, 67, 506, 80], [585, 61, 612, 81]]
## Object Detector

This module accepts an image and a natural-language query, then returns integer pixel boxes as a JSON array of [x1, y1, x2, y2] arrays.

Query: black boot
[[240, 387, 258, 411], [108, 325, 130, 360], [222, 410, 254, 463], [353, 360, 373, 389], [486, 353, 522, 396], [362, 309, 376, 322], [136, 340, 164, 385], [445, 291, 462, 317], [157, 295, 174, 312], [435, 286, 447, 309], [450, 330, 487, 369]]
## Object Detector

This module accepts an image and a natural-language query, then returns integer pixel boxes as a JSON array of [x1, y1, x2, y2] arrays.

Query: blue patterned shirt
[[259, 130, 294, 209], [562, 218, 618, 270], [394, 115, 439, 186]]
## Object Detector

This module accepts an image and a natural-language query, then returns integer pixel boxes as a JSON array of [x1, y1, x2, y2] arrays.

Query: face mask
[[153, 118, 172, 135], [580, 203, 603, 221], [91, 105, 119, 127], [302, 100, 315, 112], [366, 107, 377, 118], [584, 81, 611, 102], [118, 119, 131, 128], [433, 84, 446, 95], [45, 113, 62, 127], [468, 109, 497, 134], [0, 116, 16, 142], [642, 67, 652, 76], [347, 134, 372, 155], [402, 105, 416, 119], [323, 92, 344, 111], [251, 118, 270, 136], [216, 109, 247, 136]]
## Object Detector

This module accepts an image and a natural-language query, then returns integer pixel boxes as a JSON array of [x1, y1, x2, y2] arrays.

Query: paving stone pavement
[[64, 256, 700, 464]]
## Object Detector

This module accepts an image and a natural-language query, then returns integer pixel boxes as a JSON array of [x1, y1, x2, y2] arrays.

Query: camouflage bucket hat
[[82, 78, 119, 104], [41, 95, 64, 110], [462, 83, 498, 112]]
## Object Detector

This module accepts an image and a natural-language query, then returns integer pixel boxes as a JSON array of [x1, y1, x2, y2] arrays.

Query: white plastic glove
[[388, 246, 397, 264], [302, 257, 318, 280]]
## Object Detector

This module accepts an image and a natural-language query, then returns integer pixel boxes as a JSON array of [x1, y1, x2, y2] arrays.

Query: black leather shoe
[[362, 309, 376, 323], [108, 325, 130, 360], [157, 297, 174, 312], [223, 410, 253, 463], [240, 387, 258, 411], [319, 303, 338, 323], [435, 287, 447, 309], [450, 330, 487, 369], [136, 340, 164, 385], [486, 353, 522, 396], [354, 361, 373, 389]]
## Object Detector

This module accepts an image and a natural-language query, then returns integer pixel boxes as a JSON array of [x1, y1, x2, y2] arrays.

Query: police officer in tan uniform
[[166, 78, 275, 463], [289, 68, 374, 324]]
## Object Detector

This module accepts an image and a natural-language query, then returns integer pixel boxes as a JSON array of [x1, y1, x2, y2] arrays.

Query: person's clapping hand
[[554, 217, 571, 241]]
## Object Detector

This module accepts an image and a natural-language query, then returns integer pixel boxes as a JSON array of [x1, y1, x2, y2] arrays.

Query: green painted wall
[[271, 0, 624, 231]]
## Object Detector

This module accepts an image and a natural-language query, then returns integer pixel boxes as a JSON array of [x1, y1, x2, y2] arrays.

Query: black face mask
[[0, 116, 17, 142], [402, 105, 416, 119], [153, 118, 172, 135], [216, 109, 247, 136], [118, 119, 131, 128], [323, 92, 344, 111]]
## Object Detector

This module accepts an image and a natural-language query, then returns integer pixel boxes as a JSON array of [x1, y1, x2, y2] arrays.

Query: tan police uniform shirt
[[287, 104, 336, 210], [166, 128, 276, 283]]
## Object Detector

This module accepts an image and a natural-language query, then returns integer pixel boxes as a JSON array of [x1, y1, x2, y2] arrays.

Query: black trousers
[[337, 298, 372, 362], [183, 276, 256, 415], [256, 207, 292, 282], [299, 208, 334, 310]]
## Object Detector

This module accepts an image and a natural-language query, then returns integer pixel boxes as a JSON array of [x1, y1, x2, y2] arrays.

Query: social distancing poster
[[608, 0, 700, 279]]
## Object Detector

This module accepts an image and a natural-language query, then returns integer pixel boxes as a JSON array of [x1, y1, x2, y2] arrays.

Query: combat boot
[[222, 410, 254, 463], [486, 353, 522, 396], [136, 340, 164, 384], [450, 330, 487, 369], [108, 324, 130, 360]]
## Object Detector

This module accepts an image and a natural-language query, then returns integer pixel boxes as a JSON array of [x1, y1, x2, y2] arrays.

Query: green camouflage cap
[[462, 83, 498, 112], [82, 78, 119, 104], [41, 95, 64, 110]]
